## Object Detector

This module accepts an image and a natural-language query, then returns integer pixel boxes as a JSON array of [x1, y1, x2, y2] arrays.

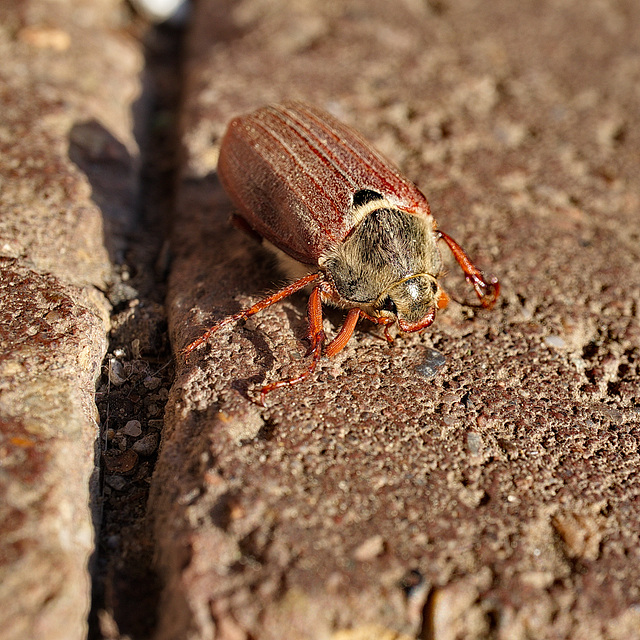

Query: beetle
[[185, 101, 499, 404]]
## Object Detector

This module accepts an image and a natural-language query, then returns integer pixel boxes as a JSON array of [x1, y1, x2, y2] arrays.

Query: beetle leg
[[383, 324, 394, 343], [359, 310, 396, 344], [259, 284, 326, 405], [324, 308, 361, 358], [436, 230, 500, 308], [397, 306, 436, 333], [184, 271, 323, 355]]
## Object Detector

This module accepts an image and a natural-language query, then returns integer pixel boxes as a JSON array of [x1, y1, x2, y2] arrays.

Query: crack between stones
[[88, 20, 185, 640]]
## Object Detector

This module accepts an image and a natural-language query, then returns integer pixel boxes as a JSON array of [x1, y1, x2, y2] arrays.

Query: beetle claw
[[473, 274, 500, 309]]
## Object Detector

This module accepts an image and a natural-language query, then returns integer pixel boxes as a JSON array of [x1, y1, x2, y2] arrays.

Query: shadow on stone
[[69, 119, 140, 266]]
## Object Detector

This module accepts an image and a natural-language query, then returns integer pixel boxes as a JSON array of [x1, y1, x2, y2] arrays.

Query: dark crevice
[[418, 587, 436, 640], [88, 18, 185, 640]]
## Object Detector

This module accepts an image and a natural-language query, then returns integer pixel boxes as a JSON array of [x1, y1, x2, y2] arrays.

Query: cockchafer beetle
[[185, 102, 499, 404]]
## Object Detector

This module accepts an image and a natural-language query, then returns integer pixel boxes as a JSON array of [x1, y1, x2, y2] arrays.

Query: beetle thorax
[[321, 207, 443, 323]]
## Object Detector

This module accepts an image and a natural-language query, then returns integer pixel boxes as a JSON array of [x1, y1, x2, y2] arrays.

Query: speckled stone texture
[[0, 1, 143, 638], [152, 0, 640, 638]]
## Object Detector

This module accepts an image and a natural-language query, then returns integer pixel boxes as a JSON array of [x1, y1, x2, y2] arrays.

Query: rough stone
[[150, 0, 640, 638], [0, 1, 144, 638]]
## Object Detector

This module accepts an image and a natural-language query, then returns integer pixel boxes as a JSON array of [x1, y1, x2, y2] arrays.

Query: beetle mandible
[[185, 102, 500, 404]]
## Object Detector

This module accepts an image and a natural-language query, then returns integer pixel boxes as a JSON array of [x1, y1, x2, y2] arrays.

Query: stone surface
[[150, 0, 640, 638], [0, 261, 108, 640], [0, 1, 143, 638]]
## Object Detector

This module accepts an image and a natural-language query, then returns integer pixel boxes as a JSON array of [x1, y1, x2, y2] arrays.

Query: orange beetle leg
[[437, 230, 500, 308], [324, 308, 361, 358], [359, 310, 396, 344], [259, 284, 326, 405], [183, 272, 323, 356]]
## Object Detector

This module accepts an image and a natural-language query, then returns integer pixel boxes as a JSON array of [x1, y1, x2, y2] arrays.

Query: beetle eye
[[379, 296, 398, 315]]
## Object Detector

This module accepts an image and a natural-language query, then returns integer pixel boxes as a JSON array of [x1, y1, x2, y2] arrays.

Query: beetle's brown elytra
[[185, 102, 499, 404]]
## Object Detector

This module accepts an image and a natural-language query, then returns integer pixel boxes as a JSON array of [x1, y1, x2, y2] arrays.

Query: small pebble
[[414, 348, 446, 379], [129, 0, 189, 22], [107, 358, 126, 386], [121, 420, 142, 437], [466, 431, 483, 456], [143, 376, 161, 390], [103, 449, 138, 474], [45, 309, 62, 323], [105, 475, 128, 491], [132, 432, 159, 457], [544, 335, 565, 349], [353, 534, 385, 561], [157, 388, 169, 401]]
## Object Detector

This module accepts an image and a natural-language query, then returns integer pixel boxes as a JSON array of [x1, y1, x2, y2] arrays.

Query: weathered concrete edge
[[0, 0, 145, 637]]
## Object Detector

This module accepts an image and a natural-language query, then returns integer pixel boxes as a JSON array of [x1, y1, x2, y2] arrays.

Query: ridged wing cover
[[217, 101, 432, 265]]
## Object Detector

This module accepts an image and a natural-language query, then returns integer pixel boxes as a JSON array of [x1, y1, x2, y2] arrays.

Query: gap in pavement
[[88, 18, 185, 640]]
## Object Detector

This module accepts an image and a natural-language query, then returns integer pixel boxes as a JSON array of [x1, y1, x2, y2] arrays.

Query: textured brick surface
[[150, 0, 640, 638], [0, 1, 143, 638], [3, 0, 639, 638]]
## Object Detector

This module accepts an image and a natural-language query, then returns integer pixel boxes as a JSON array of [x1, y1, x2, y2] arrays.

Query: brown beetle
[[186, 102, 499, 403]]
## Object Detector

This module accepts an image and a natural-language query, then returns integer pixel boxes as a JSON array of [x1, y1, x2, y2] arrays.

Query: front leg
[[359, 310, 396, 344], [324, 308, 361, 357], [436, 230, 500, 308]]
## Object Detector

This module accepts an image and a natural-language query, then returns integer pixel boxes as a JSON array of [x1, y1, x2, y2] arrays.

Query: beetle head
[[322, 206, 444, 331], [374, 273, 442, 331]]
